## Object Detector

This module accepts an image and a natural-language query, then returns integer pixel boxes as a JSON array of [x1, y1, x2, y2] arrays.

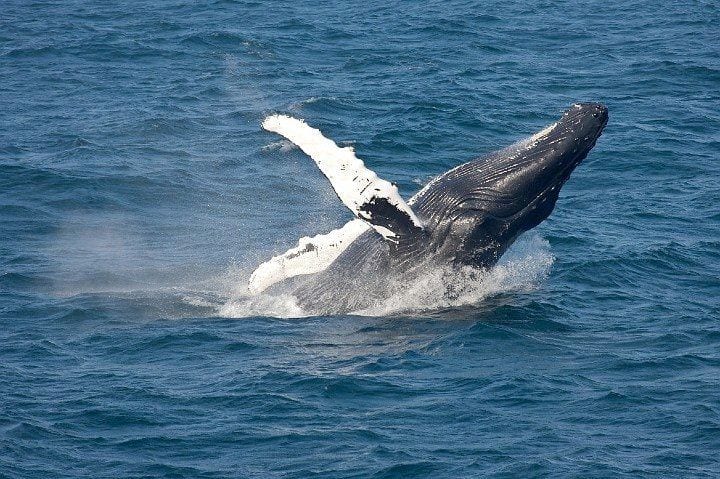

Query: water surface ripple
[[1, 0, 719, 477]]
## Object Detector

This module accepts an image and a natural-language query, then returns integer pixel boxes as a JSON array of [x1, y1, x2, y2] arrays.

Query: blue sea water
[[2, 0, 719, 477]]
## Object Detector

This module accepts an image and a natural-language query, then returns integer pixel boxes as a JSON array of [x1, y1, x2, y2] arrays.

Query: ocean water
[[2, 0, 719, 477]]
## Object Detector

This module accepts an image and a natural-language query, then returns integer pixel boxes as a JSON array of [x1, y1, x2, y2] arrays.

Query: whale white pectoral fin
[[262, 115, 425, 244], [248, 219, 369, 294]]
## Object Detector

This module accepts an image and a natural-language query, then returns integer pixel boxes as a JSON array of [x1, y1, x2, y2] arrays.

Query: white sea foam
[[206, 263, 308, 319], [218, 291, 306, 319], [356, 234, 554, 316]]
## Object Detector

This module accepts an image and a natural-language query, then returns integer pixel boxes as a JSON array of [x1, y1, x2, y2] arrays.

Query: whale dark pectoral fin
[[262, 115, 425, 245], [356, 196, 425, 245]]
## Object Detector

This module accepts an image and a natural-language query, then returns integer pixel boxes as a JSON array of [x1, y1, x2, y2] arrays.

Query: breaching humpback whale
[[250, 103, 608, 314]]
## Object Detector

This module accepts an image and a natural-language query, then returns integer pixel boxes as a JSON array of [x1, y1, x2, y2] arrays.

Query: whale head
[[416, 103, 608, 267]]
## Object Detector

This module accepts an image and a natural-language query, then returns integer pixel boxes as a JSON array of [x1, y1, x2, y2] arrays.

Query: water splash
[[358, 234, 553, 316], [217, 234, 553, 319], [218, 292, 305, 319]]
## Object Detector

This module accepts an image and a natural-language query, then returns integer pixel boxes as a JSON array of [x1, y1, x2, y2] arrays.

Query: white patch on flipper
[[261, 115, 423, 241], [248, 219, 369, 294]]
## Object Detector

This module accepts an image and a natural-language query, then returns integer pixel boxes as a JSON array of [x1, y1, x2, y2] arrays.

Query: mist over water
[[2, 0, 719, 477]]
